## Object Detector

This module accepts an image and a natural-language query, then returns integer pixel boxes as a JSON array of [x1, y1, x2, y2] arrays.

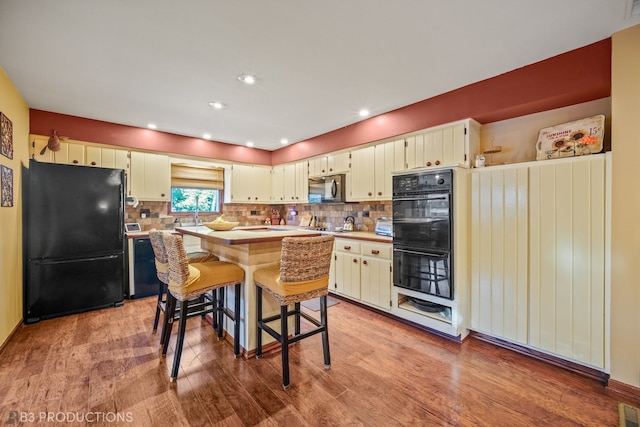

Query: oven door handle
[[393, 248, 445, 257]]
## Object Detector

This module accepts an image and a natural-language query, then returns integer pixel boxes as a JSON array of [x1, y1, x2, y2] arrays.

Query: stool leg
[[170, 298, 189, 380], [280, 305, 290, 390], [255, 286, 263, 358], [152, 282, 164, 332], [216, 287, 225, 339], [162, 293, 176, 355], [320, 295, 331, 369], [294, 302, 301, 336], [233, 283, 241, 357], [211, 289, 219, 331]]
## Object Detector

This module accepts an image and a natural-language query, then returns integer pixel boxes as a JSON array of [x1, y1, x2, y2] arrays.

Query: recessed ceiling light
[[246, 141, 254, 147], [208, 101, 226, 109], [203, 133, 211, 139], [280, 138, 289, 145], [147, 123, 157, 129], [359, 109, 370, 117], [238, 74, 258, 85]]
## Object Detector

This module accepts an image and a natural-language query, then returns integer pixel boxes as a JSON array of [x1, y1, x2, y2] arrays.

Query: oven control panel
[[393, 169, 452, 196]]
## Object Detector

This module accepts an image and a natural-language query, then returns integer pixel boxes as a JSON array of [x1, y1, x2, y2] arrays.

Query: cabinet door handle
[[371, 250, 380, 255], [91, 161, 97, 166], [161, 193, 165, 197], [377, 191, 382, 196], [363, 260, 368, 265], [435, 160, 441, 165], [368, 192, 372, 196], [426, 161, 432, 166], [353, 258, 358, 263], [72, 160, 79, 164]]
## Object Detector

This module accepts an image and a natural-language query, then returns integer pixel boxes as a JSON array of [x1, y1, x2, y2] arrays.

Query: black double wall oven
[[392, 169, 454, 299]]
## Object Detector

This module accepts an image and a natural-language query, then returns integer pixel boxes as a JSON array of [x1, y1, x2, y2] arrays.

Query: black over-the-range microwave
[[308, 174, 346, 203]]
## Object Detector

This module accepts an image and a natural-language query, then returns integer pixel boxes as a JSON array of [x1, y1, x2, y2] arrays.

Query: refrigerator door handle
[[120, 184, 124, 245]]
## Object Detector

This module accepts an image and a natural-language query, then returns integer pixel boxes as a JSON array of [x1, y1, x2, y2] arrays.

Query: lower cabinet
[[332, 239, 361, 300], [470, 154, 609, 369], [330, 238, 392, 311], [360, 242, 393, 311]]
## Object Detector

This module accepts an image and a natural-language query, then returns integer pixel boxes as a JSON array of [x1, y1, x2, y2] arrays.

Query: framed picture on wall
[[0, 112, 13, 160], [1, 165, 13, 207]]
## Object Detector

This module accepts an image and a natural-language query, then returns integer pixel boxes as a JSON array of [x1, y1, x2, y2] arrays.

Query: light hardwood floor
[[0, 296, 622, 426]]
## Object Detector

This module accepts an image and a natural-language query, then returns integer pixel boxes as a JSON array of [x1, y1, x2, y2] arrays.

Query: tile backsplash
[[126, 201, 391, 232]]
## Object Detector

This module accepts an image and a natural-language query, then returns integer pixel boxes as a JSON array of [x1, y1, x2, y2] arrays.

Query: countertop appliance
[[374, 217, 392, 236], [392, 169, 454, 299], [23, 160, 126, 323], [308, 174, 346, 203]]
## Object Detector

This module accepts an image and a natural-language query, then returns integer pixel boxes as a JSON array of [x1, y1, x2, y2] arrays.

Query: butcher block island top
[[175, 225, 322, 244]]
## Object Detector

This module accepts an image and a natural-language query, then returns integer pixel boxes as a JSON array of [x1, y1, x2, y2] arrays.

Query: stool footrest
[[257, 309, 325, 344]]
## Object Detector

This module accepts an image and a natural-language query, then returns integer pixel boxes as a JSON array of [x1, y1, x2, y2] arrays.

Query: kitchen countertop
[[175, 225, 393, 244]]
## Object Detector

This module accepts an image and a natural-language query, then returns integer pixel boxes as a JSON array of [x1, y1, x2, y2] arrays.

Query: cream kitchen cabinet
[[528, 154, 608, 369], [349, 139, 404, 201], [405, 118, 480, 169], [308, 151, 350, 177], [30, 136, 86, 165], [295, 161, 309, 203], [470, 165, 529, 345], [349, 146, 375, 201], [230, 164, 272, 203], [85, 146, 129, 169], [469, 154, 609, 369], [359, 242, 393, 311], [129, 151, 170, 201], [331, 239, 361, 300], [271, 161, 308, 203], [330, 238, 393, 311]]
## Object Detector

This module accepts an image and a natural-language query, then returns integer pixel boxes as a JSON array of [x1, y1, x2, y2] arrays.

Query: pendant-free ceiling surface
[[0, 1, 638, 150]]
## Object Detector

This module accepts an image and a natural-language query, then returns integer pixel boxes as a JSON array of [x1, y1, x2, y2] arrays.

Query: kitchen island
[[174, 225, 322, 356]]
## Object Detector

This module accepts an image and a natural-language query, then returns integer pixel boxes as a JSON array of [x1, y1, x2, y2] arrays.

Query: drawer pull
[[371, 250, 380, 255], [344, 246, 351, 250]]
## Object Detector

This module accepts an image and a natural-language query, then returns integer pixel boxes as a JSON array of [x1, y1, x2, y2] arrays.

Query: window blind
[[171, 164, 224, 190]]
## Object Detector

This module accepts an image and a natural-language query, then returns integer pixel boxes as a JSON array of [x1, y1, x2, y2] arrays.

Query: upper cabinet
[[308, 151, 350, 177], [230, 164, 272, 203], [349, 139, 404, 201], [30, 135, 85, 165], [405, 119, 480, 169], [271, 162, 307, 203], [129, 151, 170, 201]]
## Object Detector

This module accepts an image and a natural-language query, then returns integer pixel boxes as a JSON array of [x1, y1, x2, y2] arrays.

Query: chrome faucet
[[194, 195, 199, 225]]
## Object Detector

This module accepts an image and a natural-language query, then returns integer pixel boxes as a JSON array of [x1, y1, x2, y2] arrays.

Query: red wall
[[30, 39, 611, 166], [273, 39, 611, 164], [29, 111, 273, 165]]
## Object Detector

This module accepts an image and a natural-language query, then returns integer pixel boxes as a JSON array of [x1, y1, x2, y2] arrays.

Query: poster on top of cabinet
[[535, 115, 605, 161]]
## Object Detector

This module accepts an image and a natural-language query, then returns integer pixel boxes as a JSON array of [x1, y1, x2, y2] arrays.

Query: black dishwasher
[[129, 237, 162, 298]]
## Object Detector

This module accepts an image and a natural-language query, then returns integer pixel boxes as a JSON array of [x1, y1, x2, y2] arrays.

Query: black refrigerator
[[24, 160, 126, 324]]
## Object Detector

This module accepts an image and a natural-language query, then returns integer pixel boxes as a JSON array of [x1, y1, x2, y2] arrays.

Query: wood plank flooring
[[0, 296, 622, 426]]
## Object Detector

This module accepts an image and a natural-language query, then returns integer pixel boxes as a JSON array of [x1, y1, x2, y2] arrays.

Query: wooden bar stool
[[148, 230, 218, 345], [254, 235, 335, 390], [161, 232, 245, 380]]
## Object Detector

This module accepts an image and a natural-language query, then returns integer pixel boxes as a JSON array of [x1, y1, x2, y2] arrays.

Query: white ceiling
[[1, 1, 638, 151]]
